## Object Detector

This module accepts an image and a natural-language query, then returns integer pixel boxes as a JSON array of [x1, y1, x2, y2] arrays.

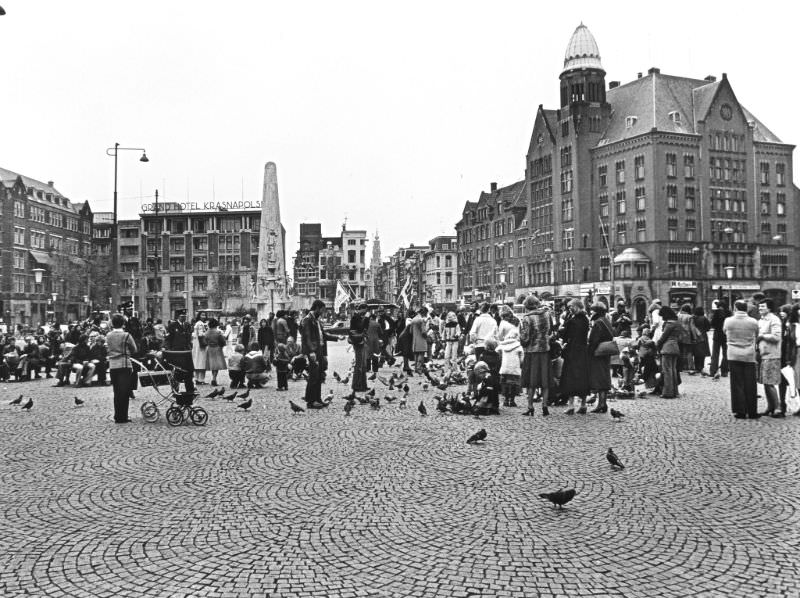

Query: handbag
[[198, 335, 208, 349], [594, 320, 619, 357]]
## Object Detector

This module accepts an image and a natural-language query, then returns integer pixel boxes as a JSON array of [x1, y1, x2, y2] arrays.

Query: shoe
[[759, 410, 774, 417], [747, 413, 762, 419], [577, 406, 587, 415], [734, 413, 746, 419], [541, 406, 549, 417], [114, 419, 133, 424], [211, 379, 218, 386], [770, 412, 786, 418], [591, 405, 608, 414], [564, 408, 575, 415], [308, 402, 325, 409], [521, 409, 533, 416]]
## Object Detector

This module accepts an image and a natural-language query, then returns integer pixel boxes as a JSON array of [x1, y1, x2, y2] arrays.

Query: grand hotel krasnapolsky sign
[[140, 200, 262, 213]]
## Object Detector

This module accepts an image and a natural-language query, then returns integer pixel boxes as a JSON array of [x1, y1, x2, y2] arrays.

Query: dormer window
[[46, 193, 52, 201], [37, 191, 43, 199], [625, 116, 638, 129], [669, 111, 682, 125]]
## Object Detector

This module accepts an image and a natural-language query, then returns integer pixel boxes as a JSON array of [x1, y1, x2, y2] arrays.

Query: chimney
[[647, 67, 660, 75], [704, 75, 716, 83], [637, 72, 642, 79], [609, 81, 620, 89], [47, 180, 54, 187], [490, 182, 498, 193]]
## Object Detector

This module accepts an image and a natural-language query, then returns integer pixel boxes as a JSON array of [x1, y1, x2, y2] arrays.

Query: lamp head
[[139, 152, 149, 163]]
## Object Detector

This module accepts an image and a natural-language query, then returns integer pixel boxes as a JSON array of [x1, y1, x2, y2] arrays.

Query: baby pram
[[133, 350, 208, 426]]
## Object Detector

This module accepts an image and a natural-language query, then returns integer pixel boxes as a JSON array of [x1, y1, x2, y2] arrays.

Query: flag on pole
[[334, 280, 350, 312], [398, 276, 412, 308]]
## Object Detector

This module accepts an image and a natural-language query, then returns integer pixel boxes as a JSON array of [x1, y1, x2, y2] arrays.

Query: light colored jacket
[[723, 312, 758, 363], [498, 337, 523, 376], [105, 328, 138, 370], [469, 313, 498, 347], [757, 312, 782, 360]]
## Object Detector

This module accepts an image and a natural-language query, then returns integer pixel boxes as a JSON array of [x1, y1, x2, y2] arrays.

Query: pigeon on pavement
[[539, 489, 577, 509], [610, 408, 625, 421], [289, 400, 305, 414], [222, 391, 237, 401], [74, 396, 84, 407], [333, 371, 341, 382], [21, 398, 33, 411], [368, 372, 377, 381], [204, 388, 221, 399], [466, 429, 487, 444], [344, 399, 355, 416], [9, 394, 23, 405], [418, 401, 427, 416], [607, 447, 624, 469], [237, 388, 250, 399], [236, 398, 252, 410]]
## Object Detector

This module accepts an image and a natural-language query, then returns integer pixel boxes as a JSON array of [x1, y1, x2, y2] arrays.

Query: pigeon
[[340, 375, 350, 385], [322, 394, 334, 407], [368, 372, 377, 381], [384, 395, 397, 403], [74, 396, 84, 407], [9, 394, 23, 405], [333, 371, 341, 382], [366, 388, 376, 398], [236, 398, 252, 410], [344, 399, 355, 416], [222, 391, 238, 401], [238, 388, 250, 399], [20, 398, 33, 411], [204, 388, 221, 399], [369, 396, 380, 410], [377, 375, 390, 386], [467, 429, 487, 444], [402, 383, 410, 395], [610, 408, 625, 421], [539, 489, 577, 509], [606, 448, 624, 469], [289, 400, 305, 414], [399, 396, 407, 408], [418, 401, 427, 416], [326, 389, 334, 402], [422, 383, 429, 391], [435, 396, 448, 413]]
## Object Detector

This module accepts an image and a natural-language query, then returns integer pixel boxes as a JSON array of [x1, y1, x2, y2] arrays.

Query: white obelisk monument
[[255, 162, 288, 319]]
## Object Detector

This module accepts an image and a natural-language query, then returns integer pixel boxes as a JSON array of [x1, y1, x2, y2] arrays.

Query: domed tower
[[559, 23, 606, 108]]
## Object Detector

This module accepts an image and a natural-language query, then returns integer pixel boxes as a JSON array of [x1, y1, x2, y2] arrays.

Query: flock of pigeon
[[5, 358, 631, 510]]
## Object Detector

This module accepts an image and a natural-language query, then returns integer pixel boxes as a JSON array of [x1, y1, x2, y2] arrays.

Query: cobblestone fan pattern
[[2, 343, 799, 598]]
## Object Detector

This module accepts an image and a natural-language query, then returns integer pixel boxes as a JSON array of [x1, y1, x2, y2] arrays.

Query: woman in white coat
[[192, 311, 209, 384]]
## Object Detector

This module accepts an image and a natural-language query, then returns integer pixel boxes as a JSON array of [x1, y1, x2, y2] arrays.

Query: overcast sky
[[1, 1, 796, 267]]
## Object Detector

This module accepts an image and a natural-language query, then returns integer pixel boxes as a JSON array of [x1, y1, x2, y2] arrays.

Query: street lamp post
[[32, 268, 45, 326], [51, 292, 58, 324], [106, 143, 149, 309], [724, 266, 735, 310]]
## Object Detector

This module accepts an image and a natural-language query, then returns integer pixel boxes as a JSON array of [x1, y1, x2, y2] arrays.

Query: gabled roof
[[0, 166, 80, 213], [527, 106, 558, 155], [598, 71, 784, 146]]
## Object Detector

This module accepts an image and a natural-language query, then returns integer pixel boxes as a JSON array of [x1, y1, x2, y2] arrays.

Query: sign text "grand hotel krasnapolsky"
[[140, 200, 262, 213]]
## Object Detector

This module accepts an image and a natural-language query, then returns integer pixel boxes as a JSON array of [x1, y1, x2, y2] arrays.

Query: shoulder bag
[[594, 319, 619, 357]]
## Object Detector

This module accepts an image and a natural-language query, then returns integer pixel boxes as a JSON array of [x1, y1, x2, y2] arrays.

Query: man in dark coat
[[301, 299, 339, 376], [165, 310, 192, 351], [709, 300, 730, 377]]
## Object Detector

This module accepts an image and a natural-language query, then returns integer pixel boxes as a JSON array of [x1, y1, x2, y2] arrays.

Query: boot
[[591, 392, 608, 413]]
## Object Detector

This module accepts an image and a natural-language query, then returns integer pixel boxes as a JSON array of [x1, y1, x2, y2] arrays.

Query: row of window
[[759, 162, 787, 186], [14, 201, 88, 233]]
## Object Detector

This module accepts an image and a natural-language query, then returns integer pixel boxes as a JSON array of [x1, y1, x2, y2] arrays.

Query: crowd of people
[[5, 291, 800, 423]]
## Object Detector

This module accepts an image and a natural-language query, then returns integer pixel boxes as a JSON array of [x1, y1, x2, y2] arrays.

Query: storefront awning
[[28, 250, 56, 266]]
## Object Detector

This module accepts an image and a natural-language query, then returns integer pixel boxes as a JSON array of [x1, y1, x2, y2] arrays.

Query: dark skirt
[[589, 354, 612, 391], [352, 344, 369, 392], [730, 361, 757, 415], [560, 344, 590, 397]]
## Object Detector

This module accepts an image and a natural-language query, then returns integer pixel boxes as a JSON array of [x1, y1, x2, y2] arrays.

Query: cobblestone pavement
[[2, 342, 799, 598]]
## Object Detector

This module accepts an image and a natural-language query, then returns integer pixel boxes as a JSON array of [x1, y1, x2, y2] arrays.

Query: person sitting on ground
[[242, 341, 269, 388], [227, 344, 246, 389]]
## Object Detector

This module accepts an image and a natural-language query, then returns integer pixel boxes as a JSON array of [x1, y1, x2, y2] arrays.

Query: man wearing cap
[[301, 299, 339, 378], [165, 309, 192, 351]]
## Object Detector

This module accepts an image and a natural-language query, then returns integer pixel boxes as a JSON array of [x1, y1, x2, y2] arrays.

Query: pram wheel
[[190, 407, 208, 426], [166, 405, 184, 427], [141, 401, 159, 423]]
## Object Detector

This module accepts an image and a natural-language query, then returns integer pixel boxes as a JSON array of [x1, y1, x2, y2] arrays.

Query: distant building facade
[[423, 235, 458, 305], [0, 168, 93, 327]]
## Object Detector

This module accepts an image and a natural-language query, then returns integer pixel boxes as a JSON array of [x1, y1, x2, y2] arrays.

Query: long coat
[[587, 315, 613, 391], [410, 315, 428, 354], [558, 311, 591, 397]]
